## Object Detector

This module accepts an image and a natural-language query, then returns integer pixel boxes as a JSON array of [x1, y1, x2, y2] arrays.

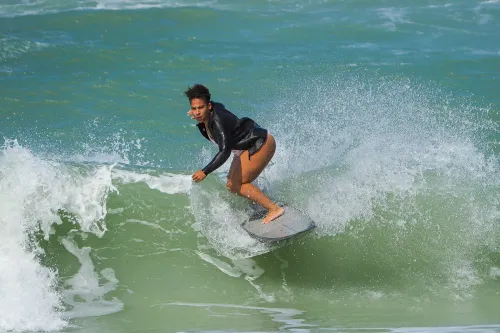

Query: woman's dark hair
[[184, 84, 211, 103]]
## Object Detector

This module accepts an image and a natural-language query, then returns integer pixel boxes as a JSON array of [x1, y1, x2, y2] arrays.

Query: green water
[[1, 1, 499, 332]]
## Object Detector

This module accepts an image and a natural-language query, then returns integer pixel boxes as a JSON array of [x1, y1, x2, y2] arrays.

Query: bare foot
[[262, 206, 285, 224]]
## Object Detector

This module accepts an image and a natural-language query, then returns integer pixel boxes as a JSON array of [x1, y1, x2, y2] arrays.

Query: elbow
[[221, 148, 232, 161]]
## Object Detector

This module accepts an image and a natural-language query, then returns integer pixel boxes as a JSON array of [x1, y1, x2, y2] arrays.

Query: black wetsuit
[[197, 102, 268, 175]]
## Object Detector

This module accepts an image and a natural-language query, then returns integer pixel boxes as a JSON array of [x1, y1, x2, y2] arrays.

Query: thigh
[[227, 155, 242, 189], [239, 134, 276, 184]]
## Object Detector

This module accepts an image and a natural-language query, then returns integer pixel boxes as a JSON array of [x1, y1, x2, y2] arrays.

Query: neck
[[203, 112, 212, 126]]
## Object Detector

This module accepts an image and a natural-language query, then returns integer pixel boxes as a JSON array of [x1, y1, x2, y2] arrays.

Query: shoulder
[[212, 101, 238, 121], [212, 101, 226, 111]]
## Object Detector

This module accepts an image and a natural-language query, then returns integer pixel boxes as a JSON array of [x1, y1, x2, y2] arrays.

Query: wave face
[[1, 71, 498, 330], [0, 0, 499, 332]]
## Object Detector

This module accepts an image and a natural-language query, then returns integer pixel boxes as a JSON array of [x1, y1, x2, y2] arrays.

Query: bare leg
[[226, 134, 285, 224]]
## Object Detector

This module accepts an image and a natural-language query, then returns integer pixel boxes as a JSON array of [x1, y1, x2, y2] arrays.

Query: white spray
[[0, 139, 118, 331]]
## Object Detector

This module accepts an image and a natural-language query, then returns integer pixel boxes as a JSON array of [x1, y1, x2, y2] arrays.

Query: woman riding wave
[[186, 84, 284, 224]]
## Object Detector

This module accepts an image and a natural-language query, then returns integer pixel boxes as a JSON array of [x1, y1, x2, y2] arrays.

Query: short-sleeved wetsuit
[[196, 102, 268, 175]]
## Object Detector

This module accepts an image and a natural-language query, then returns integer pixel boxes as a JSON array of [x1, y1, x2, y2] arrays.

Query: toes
[[262, 208, 285, 224]]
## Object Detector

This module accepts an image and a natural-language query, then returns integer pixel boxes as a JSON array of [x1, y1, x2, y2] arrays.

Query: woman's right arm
[[201, 120, 232, 175]]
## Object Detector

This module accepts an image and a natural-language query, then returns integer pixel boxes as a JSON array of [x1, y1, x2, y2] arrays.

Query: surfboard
[[241, 206, 316, 242]]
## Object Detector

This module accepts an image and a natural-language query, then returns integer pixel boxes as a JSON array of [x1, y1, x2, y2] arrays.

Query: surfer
[[186, 84, 284, 224]]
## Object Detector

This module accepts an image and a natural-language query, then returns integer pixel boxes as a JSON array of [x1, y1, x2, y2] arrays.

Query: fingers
[[187, 110, 195, 119], [192, 170, 206, 183], [191, 173, 202, 183]]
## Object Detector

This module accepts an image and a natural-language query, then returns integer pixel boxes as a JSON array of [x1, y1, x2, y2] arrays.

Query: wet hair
[[184, 84, 211, 103]]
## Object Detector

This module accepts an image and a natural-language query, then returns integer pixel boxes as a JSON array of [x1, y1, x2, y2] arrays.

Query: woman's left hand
[[192, 170, 207, 183]]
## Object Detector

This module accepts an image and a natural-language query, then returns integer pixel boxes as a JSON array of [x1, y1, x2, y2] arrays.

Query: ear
[[208, 102, 213, 111]]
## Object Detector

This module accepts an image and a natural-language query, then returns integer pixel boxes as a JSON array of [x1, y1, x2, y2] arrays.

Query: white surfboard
[[241, 206, 316, 242]]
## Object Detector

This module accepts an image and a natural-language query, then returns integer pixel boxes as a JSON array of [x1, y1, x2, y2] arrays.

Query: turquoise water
[[1, 1, 499, 332]]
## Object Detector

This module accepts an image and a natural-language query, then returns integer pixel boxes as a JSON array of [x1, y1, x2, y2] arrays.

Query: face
[[190, 98, 212, 123]]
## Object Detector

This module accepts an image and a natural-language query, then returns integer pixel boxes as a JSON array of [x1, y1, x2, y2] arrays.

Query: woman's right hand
[[187, 110, 195, 119], [192, 170, 206, 183]]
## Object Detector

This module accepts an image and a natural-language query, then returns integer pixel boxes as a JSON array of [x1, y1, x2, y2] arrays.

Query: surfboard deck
[[241, 206, 316, 242]]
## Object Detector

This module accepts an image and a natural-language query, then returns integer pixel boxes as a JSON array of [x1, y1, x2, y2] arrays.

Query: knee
[[226, 180, 241, 193]]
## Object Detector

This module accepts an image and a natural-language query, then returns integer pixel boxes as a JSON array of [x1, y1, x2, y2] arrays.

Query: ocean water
[[1, 0, 499, 332]]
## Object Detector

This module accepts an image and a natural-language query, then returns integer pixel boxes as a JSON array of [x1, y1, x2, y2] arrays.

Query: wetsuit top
[[197, 102, 268, 175]]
